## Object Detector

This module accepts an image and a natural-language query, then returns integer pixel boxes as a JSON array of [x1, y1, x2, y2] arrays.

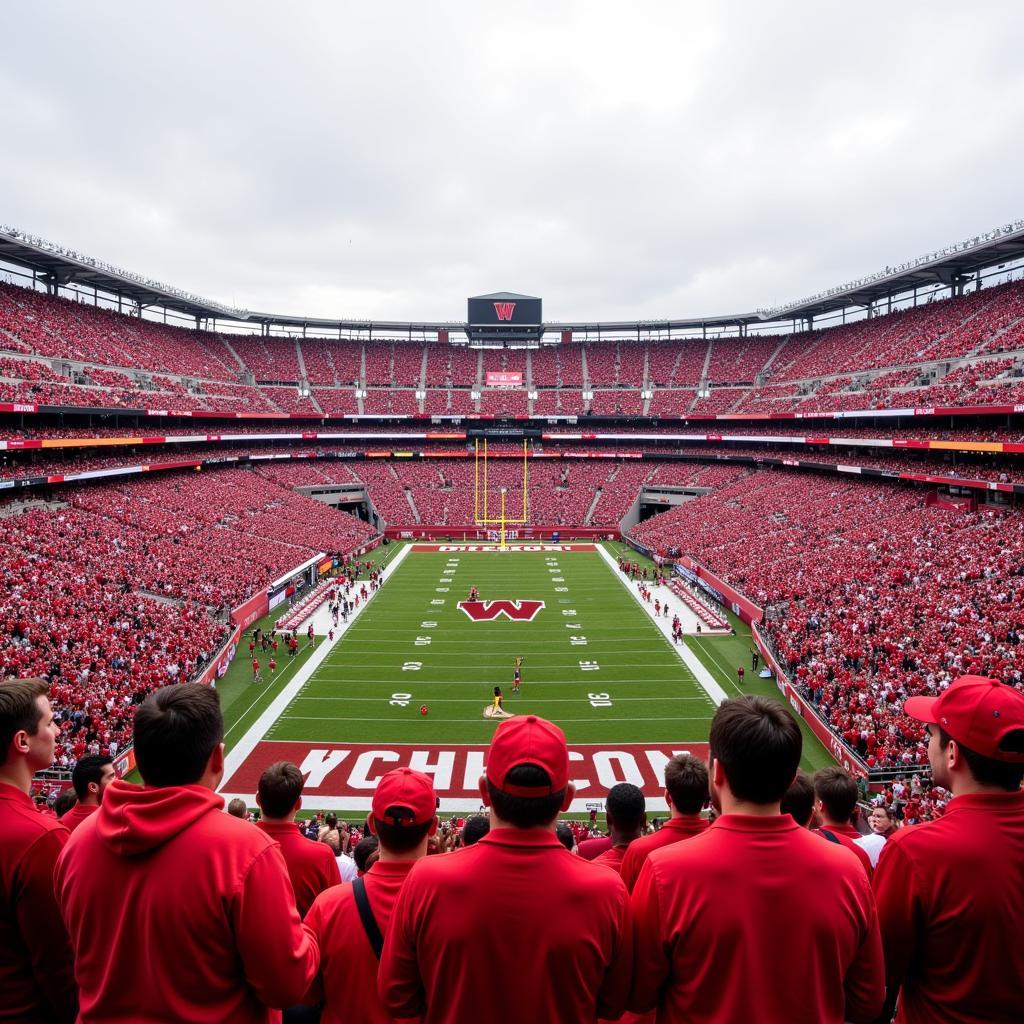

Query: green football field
[[269, 545, 719, 745], [216, 541, 830, 810]]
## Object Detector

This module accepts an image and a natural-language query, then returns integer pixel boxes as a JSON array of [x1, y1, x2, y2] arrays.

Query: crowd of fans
[[2, 276, 1024, 425], [4, 681, 1021, 1022], [631, 470, 1024, 768]]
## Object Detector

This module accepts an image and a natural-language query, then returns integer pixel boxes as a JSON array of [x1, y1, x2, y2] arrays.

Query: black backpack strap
[[352, 877, 384, 959], [819, 828, 841, 845]]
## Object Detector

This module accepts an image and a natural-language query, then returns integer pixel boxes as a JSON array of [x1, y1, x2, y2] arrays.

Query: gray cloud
[[2, 1, 1022, 322]]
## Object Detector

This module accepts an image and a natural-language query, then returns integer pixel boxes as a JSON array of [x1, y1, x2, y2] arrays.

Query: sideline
[[219, 542, 414, 783], [595, 543, 728, 705]]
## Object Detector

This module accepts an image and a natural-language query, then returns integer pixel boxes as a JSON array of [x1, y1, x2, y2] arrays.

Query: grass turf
[[216, 541, 830, 774]]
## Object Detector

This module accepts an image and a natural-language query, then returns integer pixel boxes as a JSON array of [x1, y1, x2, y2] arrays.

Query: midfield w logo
[[458, 599, 545, 622], [493, 302, 516, 321]]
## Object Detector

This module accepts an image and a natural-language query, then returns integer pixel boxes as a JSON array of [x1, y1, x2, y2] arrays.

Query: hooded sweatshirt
[[55, 780, 319, 1023]]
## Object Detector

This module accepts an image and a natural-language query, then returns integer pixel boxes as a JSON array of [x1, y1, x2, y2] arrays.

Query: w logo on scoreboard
[[459, 599, 544, 622], [493, 302, 516, 321]]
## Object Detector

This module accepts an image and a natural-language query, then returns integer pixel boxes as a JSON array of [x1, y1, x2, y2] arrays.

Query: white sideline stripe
[[595, 544, 729, 706], [220, 542, 414, 784]]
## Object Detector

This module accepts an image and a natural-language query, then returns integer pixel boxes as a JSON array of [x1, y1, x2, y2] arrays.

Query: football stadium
[[2, 5, 1023, 1023]]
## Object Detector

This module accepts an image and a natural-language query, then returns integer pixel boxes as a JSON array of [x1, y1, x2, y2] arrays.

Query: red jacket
[[60, 801, 97, 833], [620, 816, 708, 892], [873, 790, 1024, 1023], [631, 813, 884, 1024], [306, 860, 419, 1024], [55, 780, 319, 1023], [380, 827, 632, 1023], [0, 782, 77, 1023], [256, 820, 341, 919]]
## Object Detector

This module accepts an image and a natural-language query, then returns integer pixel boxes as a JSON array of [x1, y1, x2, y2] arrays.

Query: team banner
[[485, 371, 524, 388]]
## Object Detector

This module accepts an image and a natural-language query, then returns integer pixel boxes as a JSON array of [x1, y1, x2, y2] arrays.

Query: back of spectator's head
[[72, 754, 115, 803], [325, 813, 338, 830], [605, 782, 646, 834], [53, 788, 79, 818], [555, 821, 575, 852], [226, 798, 248, 819], [133, 684, 223, 788], [484, 715, 571, 828], [461, 814, 490, 846], [781, 770, 816, 828], [709, 696, 801, 805], [0, 678, 51, 769], [352, 834, 380, 873], [664, 753, 709, 815], [257, 761, 304, 820], [369, 767, 438, 854], [813, 766, 859, 824]]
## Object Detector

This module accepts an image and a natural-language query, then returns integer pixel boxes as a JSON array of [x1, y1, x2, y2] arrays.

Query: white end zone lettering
[[220, 741, 709, 811], [413, 544, 596, 553]]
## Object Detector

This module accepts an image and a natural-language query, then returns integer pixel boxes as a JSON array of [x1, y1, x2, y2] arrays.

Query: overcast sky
[[2, 2, 1022, 323]]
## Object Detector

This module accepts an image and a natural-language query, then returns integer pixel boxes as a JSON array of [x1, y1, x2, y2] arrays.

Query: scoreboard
[[466, 292, 543, 344]]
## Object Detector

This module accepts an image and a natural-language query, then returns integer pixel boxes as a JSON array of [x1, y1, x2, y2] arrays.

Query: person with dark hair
[[855, 804, 895, 868], [62, 753, 116, 833], [873, 676, 1024, 1023], [227, 797, 249, 819], [380, 715, 632, 1022], [593, 782, 646, 871], [53, 787, 79, 820], [460, 813, 490, 847], [305, 768, 438, 1023], [55, 684, 319, 1022], [0, 678, 78, 1023], [813, 766, 873, 876], [351, 833, 379, 875], [630, 695, 884, 1024], [621, 754, 709, 892], [780, 769, 816, 829], [256, 761, 341, 918], [555, 820, 575, 852]]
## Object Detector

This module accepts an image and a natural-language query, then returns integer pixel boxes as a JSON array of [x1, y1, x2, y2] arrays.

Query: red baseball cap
[[486, 715, 569, 796], [904, 675, 1024, 763], [371, 767, 438, 826]]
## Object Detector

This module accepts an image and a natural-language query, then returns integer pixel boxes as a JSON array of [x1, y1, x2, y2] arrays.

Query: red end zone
[[411, 544, 596, 552], [221, 741, 708, 809]]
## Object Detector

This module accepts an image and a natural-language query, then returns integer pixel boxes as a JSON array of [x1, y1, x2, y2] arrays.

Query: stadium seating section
[[2, 274, 1024, 776]]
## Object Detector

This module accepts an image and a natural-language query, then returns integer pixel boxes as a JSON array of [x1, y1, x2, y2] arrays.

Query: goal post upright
[[474, 437, 529, 550]]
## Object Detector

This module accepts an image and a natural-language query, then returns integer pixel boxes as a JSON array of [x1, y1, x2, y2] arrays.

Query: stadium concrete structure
[[2, 220, 1024, 791]]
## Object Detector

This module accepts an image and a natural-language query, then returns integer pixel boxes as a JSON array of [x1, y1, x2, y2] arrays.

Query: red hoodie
[[55, 780, 319, 1023]]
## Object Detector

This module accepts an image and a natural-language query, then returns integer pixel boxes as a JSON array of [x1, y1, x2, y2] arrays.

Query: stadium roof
[[3, 219, 1024, 333], [469, 291, 540, 301]]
